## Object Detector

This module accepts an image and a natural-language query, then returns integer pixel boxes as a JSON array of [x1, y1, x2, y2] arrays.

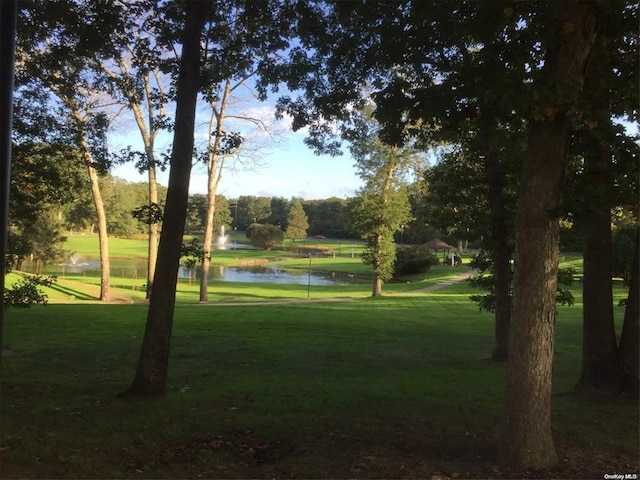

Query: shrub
[[248, 223, 285, 250], [394, 245, 438, 276], [467, 250, 575, 312], [3, 275, 56, 309]]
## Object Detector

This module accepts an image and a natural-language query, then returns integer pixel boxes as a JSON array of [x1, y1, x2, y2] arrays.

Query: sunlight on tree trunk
[[147, 164, 159, 299], [200, 79, 232, 302], [100, 33, 169, 300], [36, 79, 112, 302], [87, 162, 110, 302], [74, 111, 110, 302]]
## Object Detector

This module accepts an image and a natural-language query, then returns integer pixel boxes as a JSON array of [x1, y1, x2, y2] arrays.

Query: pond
[[178, 265, 364, 286], [21, 257, 365, 286]]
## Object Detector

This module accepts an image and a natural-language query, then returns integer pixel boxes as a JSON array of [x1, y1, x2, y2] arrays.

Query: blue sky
[[199, 135, 364, 200], [109, 101, 364, 201]]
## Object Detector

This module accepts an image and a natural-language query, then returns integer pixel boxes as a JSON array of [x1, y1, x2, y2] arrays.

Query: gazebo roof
[[423, 238, 455, 250]]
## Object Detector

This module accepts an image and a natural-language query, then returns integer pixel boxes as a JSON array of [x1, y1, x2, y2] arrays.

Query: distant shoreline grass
[[7, 233, 616, 308], [11, 233, 485, 304]]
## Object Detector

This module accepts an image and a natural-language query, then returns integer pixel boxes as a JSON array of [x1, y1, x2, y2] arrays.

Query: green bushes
[[246, 223, 285, 249], [3, 274, 56, 308], [394, 245, 438, 277]]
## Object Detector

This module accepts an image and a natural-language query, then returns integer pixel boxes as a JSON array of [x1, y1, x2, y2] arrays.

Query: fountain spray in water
[[216, 225, 229, 250]]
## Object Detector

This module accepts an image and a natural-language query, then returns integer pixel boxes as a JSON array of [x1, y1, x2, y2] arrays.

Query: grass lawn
[[61, 234, 365, 262], [8, 234, 474, 304], [64, 234, 150, 259], [5, 262, 472, 305], [1, 278, 637, 479]]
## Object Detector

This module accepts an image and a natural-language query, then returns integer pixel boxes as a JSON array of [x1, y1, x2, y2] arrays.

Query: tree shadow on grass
[[46, 279, 97, 301], [149, 423, 638, 479]]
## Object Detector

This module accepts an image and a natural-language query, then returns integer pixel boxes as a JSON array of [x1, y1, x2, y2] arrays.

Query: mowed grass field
[[2, 278, 637, 479], [9, 234, 476, 304], [2, 235, 637, 478]]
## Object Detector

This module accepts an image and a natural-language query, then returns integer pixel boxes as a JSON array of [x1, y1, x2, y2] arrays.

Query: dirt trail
[[403, 269, 475, 293]]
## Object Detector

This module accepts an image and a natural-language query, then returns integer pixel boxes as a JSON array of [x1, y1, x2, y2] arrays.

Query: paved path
[[403, 269, 475, 293]]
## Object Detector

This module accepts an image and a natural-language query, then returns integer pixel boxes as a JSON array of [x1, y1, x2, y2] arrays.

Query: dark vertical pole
[[0, 0, 18, 351], [307, 255, 311, 299]]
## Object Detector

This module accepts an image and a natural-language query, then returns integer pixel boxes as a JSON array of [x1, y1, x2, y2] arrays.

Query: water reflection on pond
[[22, 257, 365, 286], [179, 265, 363, 286]]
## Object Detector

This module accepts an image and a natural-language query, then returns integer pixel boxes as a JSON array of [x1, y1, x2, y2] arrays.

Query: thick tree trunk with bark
[[126, 0, 207, 396], [484, 149, 511, 362], [499, 115, 569, 469], [371, 262, 384, 297], [498, 3, 598, 469], [372, 277, 383, 297], [619, 227, 639, 394]]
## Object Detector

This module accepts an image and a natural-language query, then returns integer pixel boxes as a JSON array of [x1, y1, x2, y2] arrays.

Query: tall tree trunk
[[74, 118, 110, 302], [199, 79, 231, 302], [484, 149, 511, 362], [126, 0, 207, 396], [372, 234, 383, 297], [87, 162, 110, 302], [50, 71, 111, 302], [574, 33, 620, 391], [576, 192, 618, 390], [143, 70, 162, 300], [69, 105, 110, 302], [498, 3, 598, 469], [370, 161, 396, 298], [499, 113, 569, 471], [0, 0, 17, 350], [199, 194, 216, 302], [147, 162, 159, 299], [128, 73, 161, 300], [106, 59, 165, 300], [619, 226, 639, 394]]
